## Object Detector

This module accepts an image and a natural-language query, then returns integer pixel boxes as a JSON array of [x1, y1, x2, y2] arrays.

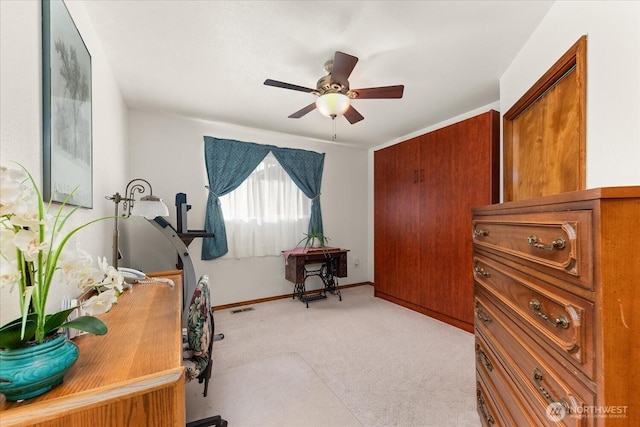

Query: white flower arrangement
[[0, 164, 124, 349]]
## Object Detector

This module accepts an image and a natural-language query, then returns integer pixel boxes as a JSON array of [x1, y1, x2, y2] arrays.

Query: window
[[219, 152, 311, 258]]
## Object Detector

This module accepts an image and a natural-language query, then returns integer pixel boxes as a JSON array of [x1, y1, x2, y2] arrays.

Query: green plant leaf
[[43, 307, 79, 335], [60, 316, 108, 336], [0, 319, 37, 349], [0, 312, 38, 330], [296, 231, 330, 248], [20, 286, 34, 339]]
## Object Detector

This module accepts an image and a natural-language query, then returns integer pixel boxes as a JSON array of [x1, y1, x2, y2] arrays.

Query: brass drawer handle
[[474, 264, 490, 278], [476, 345, 494, 372], [527, 234, 565, 250], [529, 299, 570, 329], [473, 228, 489, 237], [475, 305, 492, 324], [533, 368, 571, 413], [477, 390, 495, 425]]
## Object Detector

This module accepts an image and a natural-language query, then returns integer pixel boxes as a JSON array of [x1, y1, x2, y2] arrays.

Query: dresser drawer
[[475, 290, 596, 426], [476, 336, 542, 427], [473, 254, 595, 381], [472, 211, 592, 290], [476, 375, 511, 427]]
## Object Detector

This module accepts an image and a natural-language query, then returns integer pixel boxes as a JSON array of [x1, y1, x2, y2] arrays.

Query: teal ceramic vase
[[0, 333, 79, 401]]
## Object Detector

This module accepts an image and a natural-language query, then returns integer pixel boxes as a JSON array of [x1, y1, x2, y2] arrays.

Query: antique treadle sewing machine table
[[283, 248, 349, 307]]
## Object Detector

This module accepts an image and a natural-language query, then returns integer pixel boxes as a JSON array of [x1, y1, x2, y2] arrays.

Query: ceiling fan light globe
[[315, 93, 350, 118]]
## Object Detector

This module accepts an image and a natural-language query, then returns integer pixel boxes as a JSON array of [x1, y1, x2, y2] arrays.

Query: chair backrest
[[185, 275, 220, 399], [187, 275, 212, 359]]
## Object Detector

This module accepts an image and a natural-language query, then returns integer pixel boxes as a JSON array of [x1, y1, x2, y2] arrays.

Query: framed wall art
[[42, 0, 93, 208]]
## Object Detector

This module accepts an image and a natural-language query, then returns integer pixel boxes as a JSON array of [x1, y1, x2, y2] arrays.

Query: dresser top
[[473, 186, 640, 214]]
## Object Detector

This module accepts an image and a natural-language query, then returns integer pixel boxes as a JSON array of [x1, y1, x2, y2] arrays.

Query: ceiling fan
[[264, 51, 404, 124]]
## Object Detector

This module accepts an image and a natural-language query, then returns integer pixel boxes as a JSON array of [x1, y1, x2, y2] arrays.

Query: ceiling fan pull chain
[[332, 117, 337, 141]]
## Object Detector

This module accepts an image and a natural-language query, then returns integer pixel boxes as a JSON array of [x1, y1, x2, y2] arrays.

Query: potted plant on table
[[297, 230, 330, 249], [0, 164, 124, 401]]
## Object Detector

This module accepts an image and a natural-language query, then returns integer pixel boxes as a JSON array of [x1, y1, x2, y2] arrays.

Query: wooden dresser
[[0, 270, 185, 427], [472, 188, 640, 426]]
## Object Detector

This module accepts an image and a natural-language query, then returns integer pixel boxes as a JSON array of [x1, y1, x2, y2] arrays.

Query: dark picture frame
[[42, 0, 93, 208]]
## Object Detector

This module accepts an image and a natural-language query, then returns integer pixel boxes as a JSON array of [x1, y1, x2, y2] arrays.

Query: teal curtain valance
[[201, 136, 325, 260]]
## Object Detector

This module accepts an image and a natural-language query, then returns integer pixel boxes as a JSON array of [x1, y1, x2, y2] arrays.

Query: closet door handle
[[413, 169, 418, 183], [419, 168, 424, 182]]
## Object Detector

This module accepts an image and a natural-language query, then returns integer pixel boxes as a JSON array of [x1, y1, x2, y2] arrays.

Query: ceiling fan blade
[[331, 51, 359, 86], [288, 103, 317, 119], [264, 79, 315, 93], [350, 85, 405, 99], [343, 105, 364, 124]]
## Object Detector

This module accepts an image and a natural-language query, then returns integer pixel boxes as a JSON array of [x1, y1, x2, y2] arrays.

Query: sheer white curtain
[[219, 152, 311, 259]]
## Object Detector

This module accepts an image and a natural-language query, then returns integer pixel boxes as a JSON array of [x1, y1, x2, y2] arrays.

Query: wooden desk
[[284, 248, 348, 307], [0, 270, 185, 427]]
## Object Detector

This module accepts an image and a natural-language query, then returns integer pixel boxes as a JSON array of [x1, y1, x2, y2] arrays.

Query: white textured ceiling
[[81, 0, 554, 148]]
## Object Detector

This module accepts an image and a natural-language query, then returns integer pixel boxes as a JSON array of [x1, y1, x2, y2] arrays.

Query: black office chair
[[184, 275, 228, 427]]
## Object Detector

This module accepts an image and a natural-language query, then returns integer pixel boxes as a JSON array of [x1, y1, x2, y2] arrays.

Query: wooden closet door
[[374, 136, 422, 302], [374, 110, 499, 332], [420, 111, 499, 326], [419, 125, 458, 312]]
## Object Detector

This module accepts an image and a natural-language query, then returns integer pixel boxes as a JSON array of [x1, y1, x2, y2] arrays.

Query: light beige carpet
[[186, 285, 481, 427], [186, 352, 362, 426]]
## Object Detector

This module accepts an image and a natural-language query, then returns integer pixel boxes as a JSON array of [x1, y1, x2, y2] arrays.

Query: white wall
[[0, 1, 129, 324], [500, 0, 640, 190], [126, 110, 370, 306]]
